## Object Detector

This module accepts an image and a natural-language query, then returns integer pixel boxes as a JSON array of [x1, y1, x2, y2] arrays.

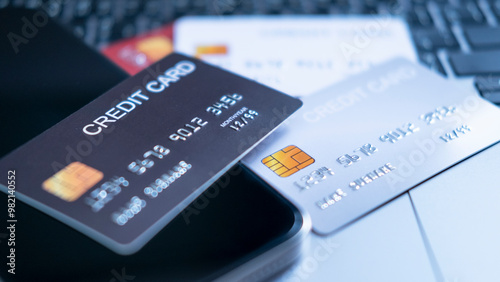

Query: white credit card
[[174, 16, 417, 97], [241, 58, 500, 235]]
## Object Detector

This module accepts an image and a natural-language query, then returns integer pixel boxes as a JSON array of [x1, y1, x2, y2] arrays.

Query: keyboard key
[[144, 0, 161, 16], [59, 0, 76, 23], [96, 0, 112, 16], [480, 91, 500, 104], [121, 23, 136, 39], [73, 25, 85, 39], [74, 0, 92, 18], [110, 21, 127, 41], [492, 0, 500, 18], [25, 0, 41, 9], [43, 0, 62, 18], [419, 52, 447, 76], [444, 2, 485, 24], [360, 0, 380, 14], [347, 0, 365, 13], [159, 2, 175, 20], [212, 0, 244, 14], [475, 76, 500, 104], [449, 50, 500, 76], [124, 0, 141, 17], [11, 0, 23, 7], [264, 0, 286, 14], [190, 0, 207, 13], [406, 5, 434, 27], [475, 75, 500, 92], [174, 0, 191, 15], [83, 15, 98, 46], [464, 27, 500, 49], [99, 16, 114, 33], [477, 86, 500, 103], [412, 28, 459, 51], [135, 14, 150, 34]]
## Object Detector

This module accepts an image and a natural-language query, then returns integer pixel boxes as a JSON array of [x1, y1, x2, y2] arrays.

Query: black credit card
[[0, 53, 302, 254]]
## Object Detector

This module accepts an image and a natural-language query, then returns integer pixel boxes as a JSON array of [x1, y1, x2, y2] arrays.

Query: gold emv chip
[[262, 145, 314, 177], [42, 162, 103, 202]]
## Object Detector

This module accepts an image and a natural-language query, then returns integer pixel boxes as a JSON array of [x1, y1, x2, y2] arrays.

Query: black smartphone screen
[[0, 8, 301, 281]]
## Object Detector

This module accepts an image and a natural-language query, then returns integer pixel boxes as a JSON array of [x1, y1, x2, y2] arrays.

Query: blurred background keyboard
[[3, 0, 500, 104]]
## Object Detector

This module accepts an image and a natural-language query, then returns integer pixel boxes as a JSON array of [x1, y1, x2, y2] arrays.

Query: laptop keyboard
[[3, 0, 500, 104]]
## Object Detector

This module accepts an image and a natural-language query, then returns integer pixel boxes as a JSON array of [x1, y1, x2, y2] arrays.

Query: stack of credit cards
[[242, 58, 500, 234], [0, 53, 302, 254]]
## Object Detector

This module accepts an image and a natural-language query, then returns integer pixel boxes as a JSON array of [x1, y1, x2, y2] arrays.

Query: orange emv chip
[[42, 162, 103, 202], [262, 145, 314, 177]]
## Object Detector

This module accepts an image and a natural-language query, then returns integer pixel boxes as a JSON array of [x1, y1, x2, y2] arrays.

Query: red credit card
[[101, 24, 174, 75]]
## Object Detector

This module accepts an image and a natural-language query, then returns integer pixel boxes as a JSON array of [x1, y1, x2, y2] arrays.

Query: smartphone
[[0, 8, 309, 281]]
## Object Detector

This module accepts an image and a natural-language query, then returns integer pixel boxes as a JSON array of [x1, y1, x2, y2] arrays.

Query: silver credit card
[[242, 58, 500, 235]]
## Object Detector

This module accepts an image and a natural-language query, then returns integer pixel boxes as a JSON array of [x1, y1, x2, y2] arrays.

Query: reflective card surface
[[242, 58, 500, 234]]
